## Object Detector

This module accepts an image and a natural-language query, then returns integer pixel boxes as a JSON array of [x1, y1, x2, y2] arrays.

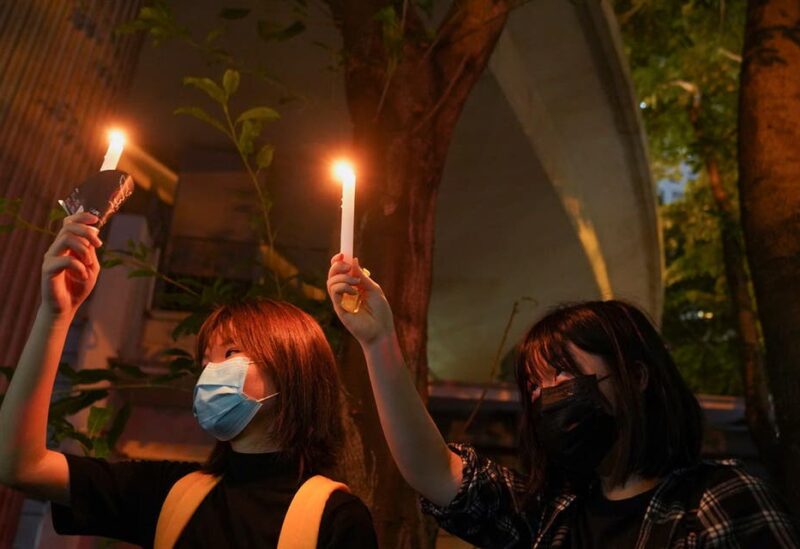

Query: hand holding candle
[[332, 159, 363, 313]]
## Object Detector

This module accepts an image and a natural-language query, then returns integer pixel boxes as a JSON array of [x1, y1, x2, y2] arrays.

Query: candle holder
[[341, 293, 361, 313], [58, 170, 135, 227], [341, 267, 370, 313]]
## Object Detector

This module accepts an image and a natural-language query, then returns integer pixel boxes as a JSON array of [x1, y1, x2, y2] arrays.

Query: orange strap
[[154, 471, 222, 549], [154, 471, 349, 549], [277, 475, 350, 549]]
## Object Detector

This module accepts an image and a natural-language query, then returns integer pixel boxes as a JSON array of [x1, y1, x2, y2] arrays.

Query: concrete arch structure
[[428, 0, 661, 381]]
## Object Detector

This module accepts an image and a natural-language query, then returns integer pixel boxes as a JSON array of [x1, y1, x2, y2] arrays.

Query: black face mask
[[532, 374, 617, 481]]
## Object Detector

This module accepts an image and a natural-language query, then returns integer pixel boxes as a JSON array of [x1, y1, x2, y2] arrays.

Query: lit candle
[[332, 160, 361, 313], [333, 160, 356, 262], [100, 130, 126, 171]]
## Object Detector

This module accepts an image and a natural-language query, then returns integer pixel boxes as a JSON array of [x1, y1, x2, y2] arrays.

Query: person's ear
[[634, 361, 649, 392]]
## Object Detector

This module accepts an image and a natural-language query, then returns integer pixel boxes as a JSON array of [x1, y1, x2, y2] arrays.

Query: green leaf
[[169, 357, 197, 373], [236, 107, 280, 124], [204, 27, 225, 44], [127, 269, 155, 278], [50, 390, 108, 418], [256, 144, 275, 169], [152, 371, 190, 383], [218, 7, 251, 19], [107, 402, 132, 450], [223, 69, 240, 98], [58, 362, 79, 380], [70, 368, 118, 385], [160, 347, 193, 358], [374, 5, 398, 24], [49, 207, 67, 222], [0, 198, 21, 215], [92, 438, 111, 458], [101, 258, 124, 269], [87, 406, 113, 437], [257, 20, 306, 42], [237, 119, 262, 155], [174, 106, 229, 135], [182, 77, 226, 104], [50, 419, 93, 449], [415, 0, 434, 17], [109, 360, 148, 379], [138, 6, 163, 22]]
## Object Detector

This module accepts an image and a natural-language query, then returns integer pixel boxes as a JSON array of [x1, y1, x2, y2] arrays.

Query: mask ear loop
[[255, 392, 280, 403]]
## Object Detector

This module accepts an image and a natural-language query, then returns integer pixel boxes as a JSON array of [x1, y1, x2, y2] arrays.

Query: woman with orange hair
[[0, 213, 377, 548]]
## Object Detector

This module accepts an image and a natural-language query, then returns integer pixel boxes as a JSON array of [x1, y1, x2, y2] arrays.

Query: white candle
[[100, 130, 125, 171], [333, 160, 356, 262]]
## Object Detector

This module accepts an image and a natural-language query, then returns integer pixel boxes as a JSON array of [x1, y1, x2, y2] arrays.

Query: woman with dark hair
[[328, 255, 799, 548], [0, 213, 378, 548]]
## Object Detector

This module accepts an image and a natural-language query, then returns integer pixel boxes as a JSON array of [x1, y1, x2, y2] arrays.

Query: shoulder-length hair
[[196, 299, 343, 475], [515, 300, 703, 497]]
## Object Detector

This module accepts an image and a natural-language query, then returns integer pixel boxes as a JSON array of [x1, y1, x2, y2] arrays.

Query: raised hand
[[327, 255, 395, 347], [41, 212, 103, 318]]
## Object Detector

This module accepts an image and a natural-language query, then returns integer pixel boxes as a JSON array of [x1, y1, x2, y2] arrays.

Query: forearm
[[0, 305, 70, 481], [361, 332, 461, 506]]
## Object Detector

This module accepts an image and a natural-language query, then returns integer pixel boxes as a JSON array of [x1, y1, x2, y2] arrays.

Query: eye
[[225, 348, 241, 359]]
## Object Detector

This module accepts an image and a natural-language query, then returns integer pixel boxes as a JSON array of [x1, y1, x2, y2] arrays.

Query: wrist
[[361, 329, 399, 355], [36, 303, 75, 328]]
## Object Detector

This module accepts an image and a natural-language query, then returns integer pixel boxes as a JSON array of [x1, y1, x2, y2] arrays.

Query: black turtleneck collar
[[223, 450, 307, 484]]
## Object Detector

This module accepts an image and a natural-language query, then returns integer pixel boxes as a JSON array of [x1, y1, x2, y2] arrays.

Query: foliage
[[616, 0, 747, 395], [660, 177, 742, 395], [619, 0, 744, 174], [0, 198, 65, 235], [0, 1, 334, 458]]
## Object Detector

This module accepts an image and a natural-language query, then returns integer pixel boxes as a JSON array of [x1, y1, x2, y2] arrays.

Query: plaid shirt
[[420, 444, 799, 548]]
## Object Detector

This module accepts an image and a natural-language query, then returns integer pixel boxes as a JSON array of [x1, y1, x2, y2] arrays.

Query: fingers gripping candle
[[332, 160, 361, 313]]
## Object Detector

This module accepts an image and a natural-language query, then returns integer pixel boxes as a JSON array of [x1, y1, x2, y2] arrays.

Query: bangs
[[515, 300, 704, 498], [198, 298, 344, 475], [520, 323, 584, 388], [196, 306, 240, 365]]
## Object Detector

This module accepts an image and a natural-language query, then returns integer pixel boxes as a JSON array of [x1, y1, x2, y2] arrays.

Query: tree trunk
[[704, 157, 778, 470], [326, 1, 510, 546], [739, 0, 800, 506]]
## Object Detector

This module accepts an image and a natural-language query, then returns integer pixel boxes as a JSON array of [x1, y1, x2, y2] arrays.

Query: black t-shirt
[[52, 450, 378, 548], [569, 485, 657, 548]]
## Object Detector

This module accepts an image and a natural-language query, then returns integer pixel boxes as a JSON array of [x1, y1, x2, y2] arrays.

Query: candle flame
[[332, 160, 356, 186], [108, 130, 126, 148]]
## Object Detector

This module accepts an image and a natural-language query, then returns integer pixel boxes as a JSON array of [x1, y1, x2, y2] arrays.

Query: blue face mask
[[192, 355, 279, 441]]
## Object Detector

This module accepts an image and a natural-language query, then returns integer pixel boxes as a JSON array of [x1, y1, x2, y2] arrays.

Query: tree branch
[[430, 0, 515, 85], [412, 55, 468, 133], [719, 47, 743, 63]]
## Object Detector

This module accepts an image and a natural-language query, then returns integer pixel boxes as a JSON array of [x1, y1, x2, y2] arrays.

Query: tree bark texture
[[686, 89, 779, 473], [325, 1, 511, 546], [739, 0, 800, 506], [704, 157, 778, 470]]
